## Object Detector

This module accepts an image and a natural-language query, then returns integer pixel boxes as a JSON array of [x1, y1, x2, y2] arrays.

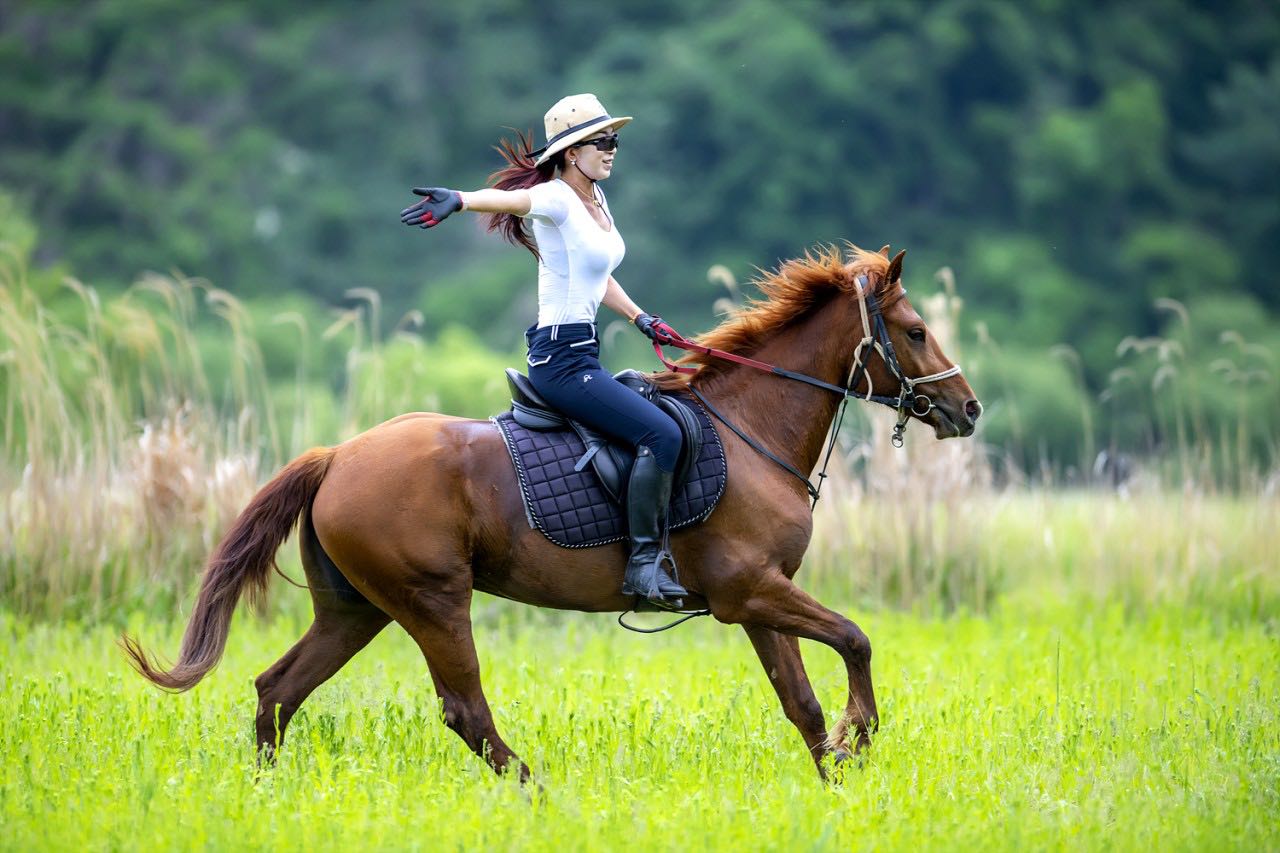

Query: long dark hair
[[485, 129, 564, 258]]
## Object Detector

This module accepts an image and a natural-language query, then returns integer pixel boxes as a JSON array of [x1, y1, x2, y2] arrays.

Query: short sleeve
[[522, 181, 570, 226]]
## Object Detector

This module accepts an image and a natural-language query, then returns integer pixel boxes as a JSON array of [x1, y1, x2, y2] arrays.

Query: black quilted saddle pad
[[492, 394, 727, 548]]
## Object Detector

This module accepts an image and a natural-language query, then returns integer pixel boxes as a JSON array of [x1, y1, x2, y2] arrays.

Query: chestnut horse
[[123, 245, 980, 781]]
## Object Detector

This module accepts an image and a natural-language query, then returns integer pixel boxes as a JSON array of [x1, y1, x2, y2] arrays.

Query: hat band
[[531, 114, 615, 158]]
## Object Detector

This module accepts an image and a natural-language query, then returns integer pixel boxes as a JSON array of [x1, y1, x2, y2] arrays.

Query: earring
[[570, 159, 576, 165]]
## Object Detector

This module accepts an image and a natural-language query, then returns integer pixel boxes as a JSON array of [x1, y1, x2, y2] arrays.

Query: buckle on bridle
[[910, 394, 933, 417]]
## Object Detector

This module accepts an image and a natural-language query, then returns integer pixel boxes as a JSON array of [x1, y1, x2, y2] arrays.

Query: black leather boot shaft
[[621, 446, 688, 610]]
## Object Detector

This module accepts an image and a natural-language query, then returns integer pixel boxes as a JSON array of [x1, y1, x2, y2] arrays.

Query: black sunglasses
[[572, 133, 620, 153]]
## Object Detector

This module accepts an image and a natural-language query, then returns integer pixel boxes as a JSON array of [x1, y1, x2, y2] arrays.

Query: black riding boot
[[621, 445, 688, 611]]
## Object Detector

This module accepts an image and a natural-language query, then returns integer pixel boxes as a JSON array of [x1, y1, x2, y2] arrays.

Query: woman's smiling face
[[568, 131, 618, 181]]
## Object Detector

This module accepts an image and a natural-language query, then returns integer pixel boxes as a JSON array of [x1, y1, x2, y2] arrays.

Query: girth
[[504, 367, 704, 503]]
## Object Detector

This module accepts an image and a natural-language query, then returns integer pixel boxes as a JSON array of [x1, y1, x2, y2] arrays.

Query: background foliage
[[2, 0, 1278, 469]]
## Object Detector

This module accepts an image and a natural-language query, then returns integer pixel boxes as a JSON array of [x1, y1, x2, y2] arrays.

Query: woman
[[400, 93, 688, 611]]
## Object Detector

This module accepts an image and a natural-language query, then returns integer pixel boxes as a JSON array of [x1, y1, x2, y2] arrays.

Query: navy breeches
[[525, 322, 682, 472]]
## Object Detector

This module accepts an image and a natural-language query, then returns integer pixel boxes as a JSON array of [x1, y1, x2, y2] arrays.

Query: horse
[[122, 245, 981, 781]]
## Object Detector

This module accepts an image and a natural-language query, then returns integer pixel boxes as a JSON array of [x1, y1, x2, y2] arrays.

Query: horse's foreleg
[[719, 573, 877, 754], [743, 625, 834, 775]]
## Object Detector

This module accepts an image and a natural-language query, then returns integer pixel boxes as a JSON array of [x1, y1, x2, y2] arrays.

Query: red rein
[[650, 326, 777, 377]]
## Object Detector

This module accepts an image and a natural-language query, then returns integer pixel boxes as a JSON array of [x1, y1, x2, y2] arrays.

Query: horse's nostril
[[964, 399, 982, 421]]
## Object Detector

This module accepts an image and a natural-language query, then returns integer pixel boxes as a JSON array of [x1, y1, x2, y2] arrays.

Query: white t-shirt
[[521, 179, 626, 327]]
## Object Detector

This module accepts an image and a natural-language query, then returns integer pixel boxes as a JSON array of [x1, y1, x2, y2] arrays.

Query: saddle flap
[[569, 421, 631, 502], [656, 395, 704, 487]]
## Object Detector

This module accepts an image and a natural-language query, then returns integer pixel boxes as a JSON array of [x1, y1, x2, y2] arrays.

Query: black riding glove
[[634, 313, 678, 344], [401, 187, 463, 229]]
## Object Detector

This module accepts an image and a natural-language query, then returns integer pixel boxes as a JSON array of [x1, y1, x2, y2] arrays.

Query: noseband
[[653, 274, 962, 506]]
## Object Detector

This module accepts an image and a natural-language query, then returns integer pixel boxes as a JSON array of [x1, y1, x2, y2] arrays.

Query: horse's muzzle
[[931, 398, 981, 439]]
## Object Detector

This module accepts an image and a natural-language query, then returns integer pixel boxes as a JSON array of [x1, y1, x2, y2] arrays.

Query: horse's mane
[[651, 244, 896, 390]]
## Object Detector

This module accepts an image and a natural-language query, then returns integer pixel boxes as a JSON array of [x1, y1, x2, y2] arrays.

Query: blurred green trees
[[1, 0, 1277, 471]]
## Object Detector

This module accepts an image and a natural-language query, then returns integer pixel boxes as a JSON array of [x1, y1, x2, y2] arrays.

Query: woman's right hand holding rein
[[633, 313, 681, 345], [401, 187, 531, 229]]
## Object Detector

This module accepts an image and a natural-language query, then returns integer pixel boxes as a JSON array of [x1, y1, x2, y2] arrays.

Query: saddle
[[493, 369, 727, 549], [504, 368, 704, 503]]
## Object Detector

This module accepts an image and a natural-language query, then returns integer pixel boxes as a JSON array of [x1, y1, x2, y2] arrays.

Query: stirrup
[[624, 587, 686, 613], [652, 549, 687, 598], [622, 552, 686, 611]]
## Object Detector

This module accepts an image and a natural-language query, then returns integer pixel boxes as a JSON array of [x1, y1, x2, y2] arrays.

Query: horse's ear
[[878, 244, 890, 258], [886, 249, 906, 284]]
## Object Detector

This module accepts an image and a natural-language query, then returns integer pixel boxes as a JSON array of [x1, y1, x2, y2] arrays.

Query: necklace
[[566, 179, 602, 208]]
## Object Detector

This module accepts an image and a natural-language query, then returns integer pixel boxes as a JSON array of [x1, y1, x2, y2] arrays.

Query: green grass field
[[2, 596, 1276, 852], [4, 270, 1278, 849]]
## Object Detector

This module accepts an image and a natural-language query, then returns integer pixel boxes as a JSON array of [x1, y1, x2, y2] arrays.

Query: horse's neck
[[698, 295, 862, 482]]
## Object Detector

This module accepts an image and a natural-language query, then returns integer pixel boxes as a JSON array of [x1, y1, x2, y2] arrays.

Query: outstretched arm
[[401, 187, 531, 229], [457, 189, 531, 215]]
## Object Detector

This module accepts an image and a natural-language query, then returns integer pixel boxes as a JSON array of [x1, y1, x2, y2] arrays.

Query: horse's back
[[310, 413, 519, 596]]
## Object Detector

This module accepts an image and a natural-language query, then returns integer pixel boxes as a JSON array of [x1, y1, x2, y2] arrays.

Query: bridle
[[840, 275, 965, 446], [652, 274, 963, 507]]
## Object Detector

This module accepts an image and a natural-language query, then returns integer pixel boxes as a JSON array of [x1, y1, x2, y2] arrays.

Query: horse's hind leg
[[397, 582, 528, 781], [254, 514, 390, 760], [254, 603, 389, 760]]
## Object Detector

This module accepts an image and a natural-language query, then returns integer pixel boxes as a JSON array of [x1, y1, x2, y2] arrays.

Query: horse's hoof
[[821, 747, 870, 785]]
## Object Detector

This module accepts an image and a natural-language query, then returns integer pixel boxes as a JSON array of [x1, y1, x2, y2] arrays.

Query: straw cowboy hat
[[532, 94, 632, 167]]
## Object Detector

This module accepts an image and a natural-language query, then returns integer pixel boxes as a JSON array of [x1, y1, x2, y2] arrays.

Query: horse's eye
[[908, 328, 926, 343]]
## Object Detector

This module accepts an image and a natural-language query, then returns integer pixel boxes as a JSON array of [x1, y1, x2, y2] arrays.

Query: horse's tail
[[120, 446, 336, 692]]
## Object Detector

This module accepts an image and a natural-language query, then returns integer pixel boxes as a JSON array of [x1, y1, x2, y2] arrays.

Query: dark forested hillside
[[2, 0, 1277, 466]]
